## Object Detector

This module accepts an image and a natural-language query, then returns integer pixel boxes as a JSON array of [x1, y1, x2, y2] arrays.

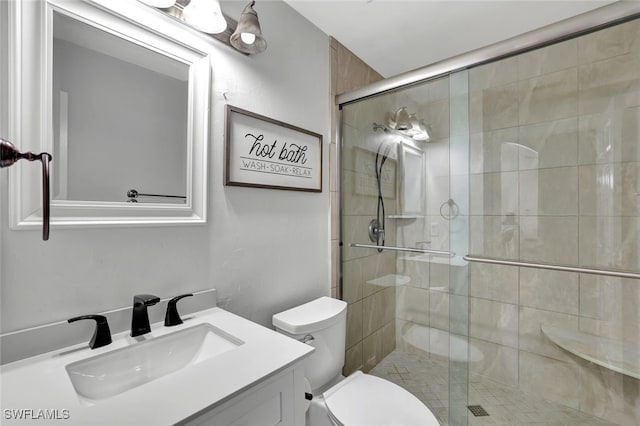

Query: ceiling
[[284, 0, 615, 78]]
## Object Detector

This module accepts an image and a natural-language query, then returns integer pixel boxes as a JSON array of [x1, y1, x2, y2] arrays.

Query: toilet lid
[[323, 371, 439, 426]]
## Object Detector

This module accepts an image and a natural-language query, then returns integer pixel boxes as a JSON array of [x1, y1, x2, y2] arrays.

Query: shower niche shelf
[[400, 254, 468, 267], [541, 325, 640, 379], [387, 215, 424, 220], [366, 274, 411, 287]]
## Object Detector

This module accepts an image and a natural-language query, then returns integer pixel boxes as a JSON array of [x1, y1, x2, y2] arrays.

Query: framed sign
[[353, 147, 396, 199], [225, 105, 323, 192]]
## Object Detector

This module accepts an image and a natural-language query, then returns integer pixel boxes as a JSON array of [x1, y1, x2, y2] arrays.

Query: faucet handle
[[131, 294, 160, 337], [133, 294, 160, 306], [68, 314, 112, 349], [164, 293, 193, 326]]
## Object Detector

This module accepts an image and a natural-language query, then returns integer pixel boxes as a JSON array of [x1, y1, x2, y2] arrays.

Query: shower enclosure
[[339, 5, 640, 425]]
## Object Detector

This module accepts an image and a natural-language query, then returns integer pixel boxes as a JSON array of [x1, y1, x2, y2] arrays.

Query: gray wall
[[0, 1, 330, 338]]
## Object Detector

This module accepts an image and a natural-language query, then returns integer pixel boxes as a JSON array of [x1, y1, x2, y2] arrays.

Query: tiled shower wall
[[340, 87, 400, 374], [466, 19, 640, 424], [329, 37, 383, 299], [328, 38, 392, 375]]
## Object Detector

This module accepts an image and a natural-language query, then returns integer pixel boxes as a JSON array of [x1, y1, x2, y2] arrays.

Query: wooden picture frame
[[224, 105, 323, 192], [352, 146, 396, 199]]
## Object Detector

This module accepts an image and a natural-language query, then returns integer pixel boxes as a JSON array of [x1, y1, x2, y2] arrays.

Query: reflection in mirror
[[52, 11, 188, 204], [399, 142, 424, 215]]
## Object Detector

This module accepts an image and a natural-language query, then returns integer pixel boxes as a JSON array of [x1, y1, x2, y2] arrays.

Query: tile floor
[[369, 350, 615, 425]]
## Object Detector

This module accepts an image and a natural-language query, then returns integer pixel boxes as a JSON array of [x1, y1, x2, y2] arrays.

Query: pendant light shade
[[413, 120, 431, 141], [407, 113, 420, 136], [182, 0, 227, 34], [391, 107, 412, 131], [230, 1, 267, 54], [379, 107, 431, 142]]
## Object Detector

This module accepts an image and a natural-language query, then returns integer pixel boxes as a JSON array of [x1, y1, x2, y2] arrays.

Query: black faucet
[[68, 314, 112, 349], [164, 293, 193, 326], [131, 294, 160, 337]]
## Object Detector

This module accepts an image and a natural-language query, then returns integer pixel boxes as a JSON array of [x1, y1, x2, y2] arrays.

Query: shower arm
[[0, 139, 52, 241]]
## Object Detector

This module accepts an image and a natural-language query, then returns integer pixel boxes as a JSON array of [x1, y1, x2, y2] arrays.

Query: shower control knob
[[368, 218, 384, 243]]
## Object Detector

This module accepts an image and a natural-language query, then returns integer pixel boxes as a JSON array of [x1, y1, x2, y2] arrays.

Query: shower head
[[372, 123, 388, 133]]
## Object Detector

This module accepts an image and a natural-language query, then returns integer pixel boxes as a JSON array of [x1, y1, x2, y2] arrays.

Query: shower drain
[[467, 405, 490, 417]]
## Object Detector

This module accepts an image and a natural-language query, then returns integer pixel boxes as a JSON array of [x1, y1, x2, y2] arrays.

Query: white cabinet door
[[184, 367, 302, 426]]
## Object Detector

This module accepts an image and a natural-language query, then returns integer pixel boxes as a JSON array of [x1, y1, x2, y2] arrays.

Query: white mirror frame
[[7, 0, 210, 229]]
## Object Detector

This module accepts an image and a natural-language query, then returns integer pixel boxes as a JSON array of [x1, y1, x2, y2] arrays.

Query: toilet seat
[[322, 371, 439, 426]]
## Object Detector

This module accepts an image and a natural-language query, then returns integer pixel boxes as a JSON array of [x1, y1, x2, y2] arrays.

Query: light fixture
[[376, 107, 431, 142], [138, 0, 176, 8], [230, 1, 267, 54], [137, 0, 267, 55], [412, 120, 431, 141], [390, 107, 412, 131], [408, 114, 430, 141], [182, 0, 227, 34], [406, 114, 421, 136]]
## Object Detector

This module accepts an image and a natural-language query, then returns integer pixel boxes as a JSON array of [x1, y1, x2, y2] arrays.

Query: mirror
[[52, 12, 189, 204], [398, 142, 424, 215], [7, 0, 210, 229]]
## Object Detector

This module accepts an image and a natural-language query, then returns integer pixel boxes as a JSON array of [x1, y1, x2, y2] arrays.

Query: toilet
[[273, 296, 439, 426]]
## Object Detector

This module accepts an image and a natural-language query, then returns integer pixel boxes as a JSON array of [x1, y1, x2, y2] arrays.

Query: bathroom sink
[[66, 323, 244, 401]]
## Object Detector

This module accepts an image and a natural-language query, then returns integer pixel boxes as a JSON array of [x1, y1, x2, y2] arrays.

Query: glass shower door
[[448, 70, 470, 426], [463, 17, 640, 425], [340, 74, 471, 425]]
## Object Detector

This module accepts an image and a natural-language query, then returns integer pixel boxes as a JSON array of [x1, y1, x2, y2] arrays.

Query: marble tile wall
[[330, 37, 384, 300], [467, 18, 640, 424]]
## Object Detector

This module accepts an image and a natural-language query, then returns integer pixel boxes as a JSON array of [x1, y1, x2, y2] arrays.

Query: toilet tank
[[272, 297, 347, 392]]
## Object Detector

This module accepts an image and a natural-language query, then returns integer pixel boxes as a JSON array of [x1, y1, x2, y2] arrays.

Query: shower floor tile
[[369, 350, 615, 426]]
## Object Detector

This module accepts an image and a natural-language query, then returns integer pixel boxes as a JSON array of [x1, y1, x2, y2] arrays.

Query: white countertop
[[1, 308, 314, 425]]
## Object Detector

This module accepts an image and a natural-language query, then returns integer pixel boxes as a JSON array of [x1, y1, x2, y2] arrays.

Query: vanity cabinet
[[0, 306, 314, 426], [182, 365, 307, 426]]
